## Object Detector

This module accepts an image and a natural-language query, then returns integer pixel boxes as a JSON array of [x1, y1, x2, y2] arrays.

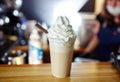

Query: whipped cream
[[47, 16, 76, 45]]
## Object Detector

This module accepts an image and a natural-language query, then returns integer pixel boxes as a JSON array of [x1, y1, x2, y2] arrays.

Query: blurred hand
[[91, 20, 100, 34]]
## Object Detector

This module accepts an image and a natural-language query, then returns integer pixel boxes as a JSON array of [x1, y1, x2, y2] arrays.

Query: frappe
[[47, 16, 76, 78]]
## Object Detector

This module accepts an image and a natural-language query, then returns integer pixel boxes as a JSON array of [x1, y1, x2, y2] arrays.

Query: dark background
[[20, 0, 95, 24]]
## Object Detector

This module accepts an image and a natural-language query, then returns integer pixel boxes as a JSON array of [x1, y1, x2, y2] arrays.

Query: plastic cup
[[49, 39, 74, 78]]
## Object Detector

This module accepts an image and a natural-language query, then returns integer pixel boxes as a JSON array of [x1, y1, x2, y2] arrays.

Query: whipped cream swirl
[[47, 16, 76, 45]]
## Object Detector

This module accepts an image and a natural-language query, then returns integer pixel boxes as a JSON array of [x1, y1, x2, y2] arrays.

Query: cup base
[[52, 73, 70, 78]]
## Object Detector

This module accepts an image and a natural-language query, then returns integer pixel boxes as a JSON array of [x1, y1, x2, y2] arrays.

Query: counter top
[[11, 45, 85, 63], [0, 62, 120, 82], [11, 45, 85, 53]]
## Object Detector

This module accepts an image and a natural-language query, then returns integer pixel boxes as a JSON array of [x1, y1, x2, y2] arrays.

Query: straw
[[35, 23, 48, 34]]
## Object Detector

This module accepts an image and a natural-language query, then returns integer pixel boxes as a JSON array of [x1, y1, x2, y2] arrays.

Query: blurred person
[[95, 0, 120, 61], [75, 0, 120, 62]]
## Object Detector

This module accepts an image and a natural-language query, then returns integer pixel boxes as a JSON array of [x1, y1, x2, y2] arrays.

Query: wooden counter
[[11, 45, 85, 63], [0, 62, 120, 82], [11, 45, 85, 53]]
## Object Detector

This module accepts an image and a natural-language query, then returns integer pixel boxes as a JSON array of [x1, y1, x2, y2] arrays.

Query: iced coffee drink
[[47, 16, 76, 78]]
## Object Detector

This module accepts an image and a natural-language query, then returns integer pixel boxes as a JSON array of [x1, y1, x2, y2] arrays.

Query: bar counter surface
[[0, 62, 120, 82]]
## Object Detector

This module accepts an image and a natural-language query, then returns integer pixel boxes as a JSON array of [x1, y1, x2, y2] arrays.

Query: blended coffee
[[47, 16, 76, 78]]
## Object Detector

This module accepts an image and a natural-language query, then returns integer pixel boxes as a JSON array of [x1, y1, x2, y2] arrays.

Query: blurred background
[[0, 0, 104, 64]]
